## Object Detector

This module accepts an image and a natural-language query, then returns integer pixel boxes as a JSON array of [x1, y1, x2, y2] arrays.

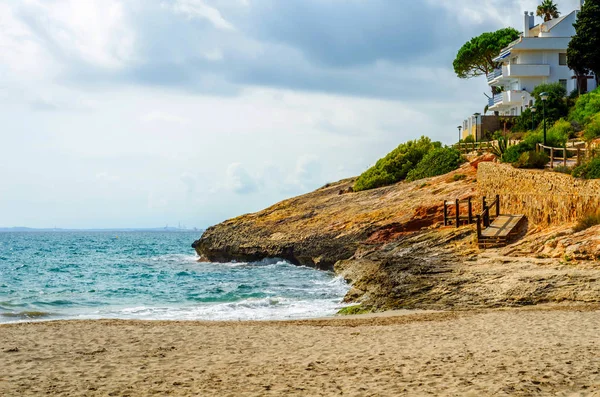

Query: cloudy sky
[[0, 0, 582, 229]]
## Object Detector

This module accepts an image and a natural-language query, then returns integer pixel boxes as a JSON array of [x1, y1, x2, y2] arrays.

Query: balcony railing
[[493, 93, 503, 104], [486, 68, 502, 82]]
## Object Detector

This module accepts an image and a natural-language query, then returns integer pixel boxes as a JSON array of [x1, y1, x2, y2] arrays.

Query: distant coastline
[[0, 227, 203, 233]]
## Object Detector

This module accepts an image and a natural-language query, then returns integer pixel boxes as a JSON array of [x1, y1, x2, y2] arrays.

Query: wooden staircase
[[477, 214, 526, 248], [443, 195, 527, 249]]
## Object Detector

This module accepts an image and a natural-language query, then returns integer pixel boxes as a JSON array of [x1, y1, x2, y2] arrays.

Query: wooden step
[[478, 215, 526, 249]]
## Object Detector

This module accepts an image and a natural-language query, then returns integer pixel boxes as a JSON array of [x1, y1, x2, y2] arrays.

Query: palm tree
[[536, 0, 560, 22]]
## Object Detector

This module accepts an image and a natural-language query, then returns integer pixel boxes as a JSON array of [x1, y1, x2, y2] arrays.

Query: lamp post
[[531, 106, 537, 131], [540, 92, 549, 146], [457, 126, 462, 143], [473, 112, 481, 142]]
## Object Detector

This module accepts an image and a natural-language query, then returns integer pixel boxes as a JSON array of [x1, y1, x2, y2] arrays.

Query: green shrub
[[550, 118, 575, 139], [501, 142, 533, 163], [569, 87, 600, 125], [553, 165, 573, 175], [583, 114, 600, 142], [573, 212, 600, 233], [513, 150, 549, 169], [572, 156, 600, 179], [512, 108, 539, 132], [452, 174, 467, 181], [337, 305, 369, 315], [354, 137, 439, 191], [405, 147, 465, 182], [522, 124, 568, 148], [532, 83, 569, 125], [463, 135, 475, 143]]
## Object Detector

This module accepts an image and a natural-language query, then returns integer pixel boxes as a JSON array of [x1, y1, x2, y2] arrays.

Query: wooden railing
[[454, 140, 520, 154], [454, 141, 494, 153], [443, 195, 501, 235], [443, 197, 474, 227], [476, 195, 500, 240], [536, 143, 589, 168]]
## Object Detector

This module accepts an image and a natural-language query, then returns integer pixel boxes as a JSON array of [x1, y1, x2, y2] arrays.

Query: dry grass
[[574, 212, 600, 233]]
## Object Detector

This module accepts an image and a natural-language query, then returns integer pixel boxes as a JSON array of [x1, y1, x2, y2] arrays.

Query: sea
[[0, 231, 350, 323]]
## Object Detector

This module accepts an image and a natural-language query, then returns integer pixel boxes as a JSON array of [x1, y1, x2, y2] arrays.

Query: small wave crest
[[1, 311, 54, 320], [72, 296, 346, 322]]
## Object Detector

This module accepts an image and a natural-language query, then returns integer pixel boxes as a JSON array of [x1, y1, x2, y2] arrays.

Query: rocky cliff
[[193, 163, 478, 270], [193, 160, 600, 311]]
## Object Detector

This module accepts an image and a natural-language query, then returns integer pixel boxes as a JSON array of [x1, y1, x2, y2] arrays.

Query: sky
[[0, 0, 583, 229]]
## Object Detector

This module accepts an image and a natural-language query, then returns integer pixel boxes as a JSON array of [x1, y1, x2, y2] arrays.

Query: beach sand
[[1, 306, 600, 396]]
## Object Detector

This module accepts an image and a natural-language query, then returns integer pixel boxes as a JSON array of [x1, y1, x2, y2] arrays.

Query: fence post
[[563, 148, 567, 167], [495, 194, 500, 218], [455, 199, 460, 228], [550, 147, 554, 168], [443, 201, 448, 226], [476, 215, 481, 240], [468, 197, 473, 224], [577, 148, 581, 166], [482, 196, 488, 227]]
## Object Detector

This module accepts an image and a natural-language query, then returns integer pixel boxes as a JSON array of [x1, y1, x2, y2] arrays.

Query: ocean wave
[[1, 311, 54, 320], [0, 232, 350, 323], [64, 296, 346, 322]]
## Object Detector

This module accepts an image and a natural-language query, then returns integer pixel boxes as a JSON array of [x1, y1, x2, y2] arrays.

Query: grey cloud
[[30, 99, 59, 112], [242, 0, 448, 68], [226, 163, 258, 194], [11, 0, 513, 100]]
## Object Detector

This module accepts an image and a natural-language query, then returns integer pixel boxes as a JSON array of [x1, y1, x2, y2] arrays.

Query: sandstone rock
[[470, 153, 497, 170], [192, 163, 600, 311]]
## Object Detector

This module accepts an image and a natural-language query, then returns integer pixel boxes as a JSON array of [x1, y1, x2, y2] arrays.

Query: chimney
[[529, 12, 535, 29], [523, 11, 530, 37]]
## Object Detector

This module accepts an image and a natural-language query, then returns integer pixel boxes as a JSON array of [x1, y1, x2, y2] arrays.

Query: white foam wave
[[72, 296, 347, 322], [148, 254, 199, 263]]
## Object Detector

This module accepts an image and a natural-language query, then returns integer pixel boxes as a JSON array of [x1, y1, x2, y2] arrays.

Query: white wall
[[539, 12, 577, 38]]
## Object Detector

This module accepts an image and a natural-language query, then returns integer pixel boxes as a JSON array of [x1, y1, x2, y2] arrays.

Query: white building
[[487, 1, 597, 116]]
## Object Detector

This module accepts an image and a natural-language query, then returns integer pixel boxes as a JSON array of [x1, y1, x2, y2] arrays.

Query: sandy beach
[[1, 306, 600, 396]]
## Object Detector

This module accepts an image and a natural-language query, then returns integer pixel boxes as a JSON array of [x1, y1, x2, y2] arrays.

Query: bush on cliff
[[583, 114, 600, 142], [573, 212, 600, 233], [513, 150, 549, 169], [501, 142, 533, 163], [572, 156, 600, 179], [406, 147, 465, 182], [354, 136, 440, 191], [570, 87, 600, 126], [523, 123, 569, 148]]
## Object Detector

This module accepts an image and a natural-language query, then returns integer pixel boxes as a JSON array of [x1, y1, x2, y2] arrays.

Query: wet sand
[[1, 306, 600, 396]]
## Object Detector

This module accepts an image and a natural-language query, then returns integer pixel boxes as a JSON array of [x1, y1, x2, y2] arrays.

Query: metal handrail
[[486, 68, 502, 82]]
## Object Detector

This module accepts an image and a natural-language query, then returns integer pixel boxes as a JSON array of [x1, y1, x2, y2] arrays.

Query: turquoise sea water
[[0, 232, 349, 323]]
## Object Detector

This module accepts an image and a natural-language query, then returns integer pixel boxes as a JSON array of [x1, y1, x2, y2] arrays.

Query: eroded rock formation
[[193, 159, 600, 311]]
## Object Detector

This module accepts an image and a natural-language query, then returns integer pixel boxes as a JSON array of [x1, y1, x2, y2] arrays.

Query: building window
[[559, 53, 567, 65], [559, 79, 567, 91]]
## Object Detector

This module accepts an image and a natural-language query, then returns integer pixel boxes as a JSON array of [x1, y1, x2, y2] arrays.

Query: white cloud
[[203, 49, 224, 61], [6, 0, 587, 229], [141, 111, 188, 124], [96, 172, 120, 182], [180, 172, 197, 194], [169, 0, 235, 31], [0, 3, 58, 80], [17, 0, 136, 70], [225, 163, 258, 194]]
